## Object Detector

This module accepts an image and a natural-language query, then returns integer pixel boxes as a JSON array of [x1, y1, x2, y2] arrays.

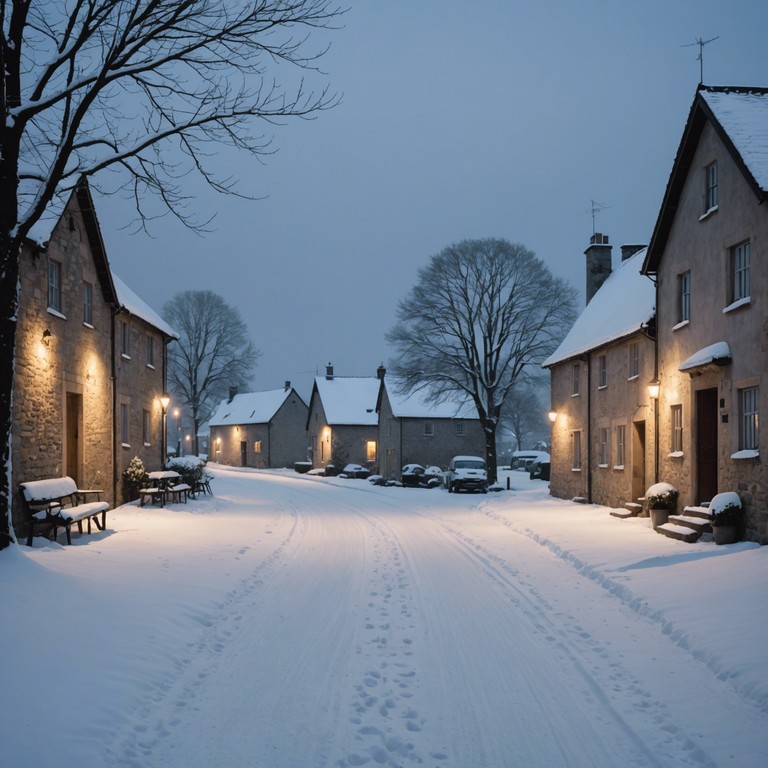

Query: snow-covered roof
[[543, 249, 654, 367], [209, 388, 298, 427], [313, 376, 380, 425], [701, 88, 768, 192], [381, 377, 478, 420], [112, 273, 178, 339], [678, 341, 732, 372]]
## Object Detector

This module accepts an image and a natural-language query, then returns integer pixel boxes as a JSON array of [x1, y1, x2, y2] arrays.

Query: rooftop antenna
[[682, 36, 719, 85], [587, 199, 609, 235]]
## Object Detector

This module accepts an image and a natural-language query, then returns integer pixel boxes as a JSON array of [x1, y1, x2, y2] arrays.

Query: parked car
[[341, 464, 371, 479], [401, 464, 426, 487], [444, 455, 488, 493], [529, 459, 550, 481]]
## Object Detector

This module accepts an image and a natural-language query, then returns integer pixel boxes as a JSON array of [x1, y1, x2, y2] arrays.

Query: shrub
[[124, 456, 148, 488], [644, 482, 679, 511], [709, 492, 742, 527], [166, 455, 205, 487]]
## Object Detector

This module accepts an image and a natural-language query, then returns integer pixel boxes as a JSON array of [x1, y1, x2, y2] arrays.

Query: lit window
[[423, 421, 434, 437], [598, 355, 607, 388], [731, 241, 750, 303], [705, 161, 718, 211], [740, 387, 759, 451], [628, 343, 639, 379], [366, 440, 377, 462], [671, 405, 683, 453], [83, 282, 93, 325], [48, 259, 62, 313], [254, 440, 262, 453], [572, 363, 580, 396], [615, 425, 625, 467], [572, 431, 582, 470], [677, 272, 691, 323], [599, 427, 609, 466]]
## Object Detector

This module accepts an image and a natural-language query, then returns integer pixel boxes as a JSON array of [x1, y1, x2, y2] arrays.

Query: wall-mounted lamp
[[548, 410, 558, 423], [42, 328, 53, 346], [159, 393, 171, 413], [647, 380, 660, 400]]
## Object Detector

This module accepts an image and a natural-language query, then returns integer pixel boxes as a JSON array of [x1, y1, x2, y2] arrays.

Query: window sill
[[672, 320, 689, 332], [613, 464, 625, 471], [571, 468, 582, 473], [668, 451, 684, 458], [731, 449, 759, 460], [121, 353, 131, 360], [627, 374, 639, 382], [121, 442, 131, 449], [598, 463, 608, 469], [699, 205, 718, 221], [597, 385, 607, 391], [723, 297, 751, 314], [83, 322, 94, 330], [571, 393, 580, 398], [47, 307, 67, 320], [146, 363, 156, 370], [143, 442, 151, 448]]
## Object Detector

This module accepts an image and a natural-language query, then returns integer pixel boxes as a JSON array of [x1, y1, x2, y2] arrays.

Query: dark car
[[401, 464, 426, 487], [341, 463, 371, 479], [529, 459, 550, 481]]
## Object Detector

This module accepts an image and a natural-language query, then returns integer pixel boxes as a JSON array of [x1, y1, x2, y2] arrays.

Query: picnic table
[[140, 471, 192, 506]]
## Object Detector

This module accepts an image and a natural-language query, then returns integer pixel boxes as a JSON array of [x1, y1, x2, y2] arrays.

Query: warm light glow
[[173, 407, 180, 418], [548, 410, 557, 423], [160, 394, 171, 412], [648, 380, 660, 400]]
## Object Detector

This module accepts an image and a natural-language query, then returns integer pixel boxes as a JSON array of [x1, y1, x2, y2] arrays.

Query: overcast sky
[[95, 0, 768, 403]]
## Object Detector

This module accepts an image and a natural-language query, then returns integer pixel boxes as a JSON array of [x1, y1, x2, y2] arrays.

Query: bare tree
[[0, 0, 341, 545], [387, 239, 577, 483], [164, 290, 259, 454], [499, 381, 546, 452]]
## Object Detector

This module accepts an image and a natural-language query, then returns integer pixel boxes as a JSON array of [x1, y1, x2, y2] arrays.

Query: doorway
[[631, 420, 646, 503], [696, 388, 718, 504], [240, 441, 248, 467], [65, 392, 82, 485]]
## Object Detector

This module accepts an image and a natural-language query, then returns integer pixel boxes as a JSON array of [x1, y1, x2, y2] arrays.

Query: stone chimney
[[228, 386, 237, 403], [585, 233, 612, 304], [284, 380, 291, 391], [620, 243, 646, 262], [325, 363, 334, 380], [377, 364, 386, 380]]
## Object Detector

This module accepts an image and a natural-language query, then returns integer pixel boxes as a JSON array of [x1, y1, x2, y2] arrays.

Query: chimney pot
[[326, 363, 334, 380], [377, 364, 386, 380]]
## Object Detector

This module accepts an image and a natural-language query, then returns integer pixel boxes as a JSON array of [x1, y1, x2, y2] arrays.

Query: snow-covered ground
[[2, 466, 767, 768]]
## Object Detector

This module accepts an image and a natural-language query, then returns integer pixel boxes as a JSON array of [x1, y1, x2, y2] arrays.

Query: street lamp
[[159, 394, 170, 466]]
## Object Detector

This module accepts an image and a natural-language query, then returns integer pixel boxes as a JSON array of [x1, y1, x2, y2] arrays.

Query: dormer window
[[705, 161, 718, 212]]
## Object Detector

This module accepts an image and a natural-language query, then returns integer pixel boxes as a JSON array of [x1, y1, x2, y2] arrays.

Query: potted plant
[[123, 456, 148, 502], [709, 492, 742, 545], [644, 482, 679, 530]]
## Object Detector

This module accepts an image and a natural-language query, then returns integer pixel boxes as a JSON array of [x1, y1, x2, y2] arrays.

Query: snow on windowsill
[[668, 451, 684, 459], [146, 363, 155, 370], [672, 320, 689, 332], [83, 322, 94, 330], [143, 442, 151, 448], [699, 204, 718, 221], [571, 468, 582, 472], [627, 374, 639, 382], [731, 449, 759, 460], [598, 385, 607, 391], [723, 297, 751, 314], [613, 465, 625, 471], [47, 307, 66, 320], [598, 463, 608, 469], [571, 393, 580, 398], [121, 353, 131, 360], [121, 443, 131, 449]]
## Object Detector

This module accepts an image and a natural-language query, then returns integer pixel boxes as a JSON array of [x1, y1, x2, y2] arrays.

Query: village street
[[2, 467, 767, 768]]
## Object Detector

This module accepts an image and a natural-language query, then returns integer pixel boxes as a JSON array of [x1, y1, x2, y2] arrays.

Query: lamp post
[[160, 394, 171, 466]]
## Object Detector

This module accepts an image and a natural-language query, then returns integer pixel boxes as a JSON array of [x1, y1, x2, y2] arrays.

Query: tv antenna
[[587, 199, 609, 235], [682, 36, 719, 85]]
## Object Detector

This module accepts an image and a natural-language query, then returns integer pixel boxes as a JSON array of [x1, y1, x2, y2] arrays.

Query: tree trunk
[[484, 420, 498, 484]]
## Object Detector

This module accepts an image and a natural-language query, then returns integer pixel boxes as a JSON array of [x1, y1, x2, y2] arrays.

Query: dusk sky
[[94, 0, 768, 404]]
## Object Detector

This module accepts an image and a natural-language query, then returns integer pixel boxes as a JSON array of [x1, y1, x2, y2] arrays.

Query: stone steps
[[656, 522, 703, 543], [656, 504, 713, 543]]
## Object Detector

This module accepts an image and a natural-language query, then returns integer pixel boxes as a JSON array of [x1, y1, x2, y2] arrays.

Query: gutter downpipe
[[586, 354, 593, 504], [110, 313, 118, 506]]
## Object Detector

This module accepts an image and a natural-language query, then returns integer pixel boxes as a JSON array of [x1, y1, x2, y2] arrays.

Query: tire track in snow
[[103, 501, 302, 768]]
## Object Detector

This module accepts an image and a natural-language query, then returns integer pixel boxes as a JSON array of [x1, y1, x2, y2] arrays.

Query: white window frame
[[599, 427, 609, 466], [731, 241, 751, 303], [671, 404, 683, 453], [121, 321, 130, 358], [142, 409, 151, 446], [705, 161, 718, 211], [572, 431, 582, 471], [615, 424, 625, 468], [598, 355, 607, 388], [628, 342, 639, 379], [83, 281, 93, 326], [48, 259, 62, 313], [678, 271, 691, 323], [740, 386, 759, 451], [572, 363, 580, 397]]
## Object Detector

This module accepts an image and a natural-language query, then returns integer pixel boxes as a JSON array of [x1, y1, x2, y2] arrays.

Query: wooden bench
[[168, 483, 192, 503], [139, 487, 169, 507], [19, 476, 109, 546]]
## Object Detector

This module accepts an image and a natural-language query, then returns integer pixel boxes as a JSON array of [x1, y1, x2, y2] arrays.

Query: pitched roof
[[311, 376, 380, 426], [378, 377, 478, 419], [209, 388, 302, 427], [112, 273, 179, 339], [644, 85, 768, 275], [543, 249, 654, 367]]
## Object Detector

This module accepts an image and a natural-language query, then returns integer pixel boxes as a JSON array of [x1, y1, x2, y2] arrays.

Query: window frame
[[48, 259, 63, 313], [423, 421, 434, 437], [740, 386, 759, 451], [146, 334, 155, 368], [572, 362, 580, 397], [83, 281, 93, 326], [571, 431, 582, 471], [671, 404, 683, 453], [455, 421, 465, 437], [730, 240, 751, 304], [597, 355, 607, 389], [677, 271, 691, 324], [628, 342, 639, 380], [142, 409, 151, 446], [599, 427, 609, 466], [120, 403, 130, 446], [615, 424, 626, 468], [705, 161, 718, 211], [121, 321, 130, 358]]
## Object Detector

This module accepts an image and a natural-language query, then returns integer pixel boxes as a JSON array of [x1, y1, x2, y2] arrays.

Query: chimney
[[620, 243, 646, 262], [228, 386, 237, 403], [377, 364, 386, 380], [284, 380, 291, 391], [325, 362, 334, 380], [585, 232, 612, 304]]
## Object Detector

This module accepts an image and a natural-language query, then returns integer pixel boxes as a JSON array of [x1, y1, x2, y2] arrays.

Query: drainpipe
[[110, 313, 117, 506], [586, 354, 593, 503]]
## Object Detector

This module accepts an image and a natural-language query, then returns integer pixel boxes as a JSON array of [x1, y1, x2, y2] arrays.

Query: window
[[146, 335, 155, 367], [423, 421, 434, 437], [121, 403, 129, 446], [455, 421, 465, 437], [254, 440, 262, 453], [615, 425, 625, 467], [366, 440, 377, 462], [731, 241, 750, 303], [572, 431, 582, 470], [121, 321, 130, 357], [629, 343, 639, 379], [599, 427, 609, 466], [740, 387, 759, 451], [572, 363, 580, 396], [48, 259, 62, 313], [598, 355, 607, 388], [671, 405, 683, 453], [142, 409, 151, 445], [677, 271, 691, 323], [705, 161, 718, 211], [83, 282, 93, 326]]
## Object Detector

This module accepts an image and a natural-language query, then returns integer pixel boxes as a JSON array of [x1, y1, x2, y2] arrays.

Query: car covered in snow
[[341, 464, 371, 479], [401, 464, 443, 488], [444, 455, 488, 493]]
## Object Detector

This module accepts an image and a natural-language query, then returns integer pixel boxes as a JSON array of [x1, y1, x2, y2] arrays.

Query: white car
[[444, 455, 488, 493]]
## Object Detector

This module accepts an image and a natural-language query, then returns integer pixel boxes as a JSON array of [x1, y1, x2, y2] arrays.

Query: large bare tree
[[164, 290, 259, 454], [0, 0, 341, 546], [387, 238, 577, 482]]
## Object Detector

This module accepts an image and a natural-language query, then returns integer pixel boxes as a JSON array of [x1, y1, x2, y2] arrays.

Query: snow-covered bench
[[19, 476, 109, 546]]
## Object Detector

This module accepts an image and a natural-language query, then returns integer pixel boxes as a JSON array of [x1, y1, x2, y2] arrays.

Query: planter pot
[[713, 525, 737, 545], [650, 507, 669, 530]]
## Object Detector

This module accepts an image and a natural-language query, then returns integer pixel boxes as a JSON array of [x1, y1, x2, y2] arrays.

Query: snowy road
[[4, 467, 767, 768]]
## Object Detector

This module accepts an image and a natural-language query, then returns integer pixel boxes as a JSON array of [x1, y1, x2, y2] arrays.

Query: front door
[[65, 392, 82, 485], [240, 440, 248, 467], [631, 420, 646, 503], [696, 388, 718, 504]]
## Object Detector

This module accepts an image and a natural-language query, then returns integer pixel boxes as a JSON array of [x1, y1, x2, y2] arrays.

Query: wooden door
[[696, 388, 718, 504], [66, 393, 82, 484], [240, 440, 248, 467]]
